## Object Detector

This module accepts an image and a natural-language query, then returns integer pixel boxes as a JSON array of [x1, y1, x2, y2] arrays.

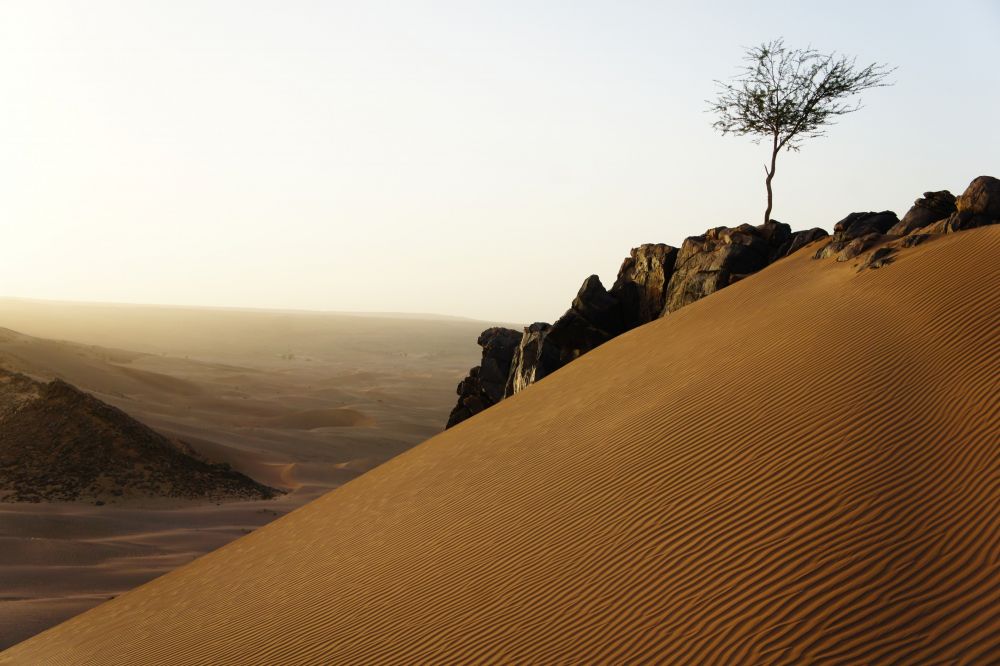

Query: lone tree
[[710, 39, 893, 224]]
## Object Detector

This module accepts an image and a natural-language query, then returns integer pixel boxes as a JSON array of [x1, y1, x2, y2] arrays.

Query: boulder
[[662, 221, 790, 315], [833, 211, 899, 239], [504, 322, 561, 397], [888, 191, 956, 236], [446, 327, 521, 428], [783, 227, 829, 257], [814, 211, 898, 260], [610, 243, 678, 329], [939, 176, 1000, 232]]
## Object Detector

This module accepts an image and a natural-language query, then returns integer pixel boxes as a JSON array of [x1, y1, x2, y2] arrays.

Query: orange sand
[[4, 226, 999, 664]]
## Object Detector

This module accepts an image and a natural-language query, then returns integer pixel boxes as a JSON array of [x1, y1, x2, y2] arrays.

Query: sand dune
[[4, 227, 999, 664], [265, 408, 376, 429], [0, 306, 488, 649]]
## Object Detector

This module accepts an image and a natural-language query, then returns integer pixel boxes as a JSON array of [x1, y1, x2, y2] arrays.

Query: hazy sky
[[2, 1, 998, 323]]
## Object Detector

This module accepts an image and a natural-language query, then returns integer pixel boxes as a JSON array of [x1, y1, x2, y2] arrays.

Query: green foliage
[[710, 39, 894, 222], [711, 39, 894, 152]]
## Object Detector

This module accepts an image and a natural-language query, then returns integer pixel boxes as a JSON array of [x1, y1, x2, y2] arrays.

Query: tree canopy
[[711, 39, 894, 223]]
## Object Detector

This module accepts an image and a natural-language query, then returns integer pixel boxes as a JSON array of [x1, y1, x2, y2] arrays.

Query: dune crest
[[3, 227, 999, 664]]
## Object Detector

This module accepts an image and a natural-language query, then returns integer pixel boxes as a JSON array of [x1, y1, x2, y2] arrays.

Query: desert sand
[[0, 303, 490, 649], [3, 226, 999, 664]]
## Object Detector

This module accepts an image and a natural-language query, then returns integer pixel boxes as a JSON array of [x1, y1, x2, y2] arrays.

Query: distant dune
[[265, 407, 375, 429], [5, 226, 997, 663]]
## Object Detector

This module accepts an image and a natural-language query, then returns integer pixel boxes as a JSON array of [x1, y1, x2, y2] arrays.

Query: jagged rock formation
[[888, 190, 956, 236], [662, 220, 791, 315], [545, 275, 623, 364], [449, 177, 1000, 428], [0, 369, 279, 502], [449, 222, 825, 428], [503, 243, 680, 402], [504, 323, 560, 397], [611, 243, 678, 328], [446, 328, 521, 428]]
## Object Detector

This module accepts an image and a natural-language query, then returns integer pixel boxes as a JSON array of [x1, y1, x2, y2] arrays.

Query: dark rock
[[888, 191, 956, 236], [568, 275, 623, 335], [901, 233, 930, 248], [814, 211, 898, 260], [957, 175, 1000, 219], [504, 323, 561, 397], [857, 246, 895, 272], [836, 233, 885, 262], [0, 370, 280, 502], [783, 227, 829, 257], [758, 220, 795, 261], [833, 211, 899, 239], [938, 176, 1000, 233], [546, 276, 623, 364], [663, 221, 788, 314], [446, 327, 521, 428], [610, 243, 678, 329]]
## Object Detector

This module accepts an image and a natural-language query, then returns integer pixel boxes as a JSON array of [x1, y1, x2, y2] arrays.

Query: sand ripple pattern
[[3, 227, 1000, 665]]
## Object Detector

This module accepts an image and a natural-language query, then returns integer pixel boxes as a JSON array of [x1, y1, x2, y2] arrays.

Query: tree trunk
[[763, 133, 779, 224]]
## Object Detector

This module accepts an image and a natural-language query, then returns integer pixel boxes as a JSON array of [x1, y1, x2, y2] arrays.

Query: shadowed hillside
[[0, 370, 278, 503]]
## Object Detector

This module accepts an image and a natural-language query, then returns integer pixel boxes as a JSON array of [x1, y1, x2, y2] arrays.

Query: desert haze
[[0, 301, 489, 649], [4, 225, 997, 664]]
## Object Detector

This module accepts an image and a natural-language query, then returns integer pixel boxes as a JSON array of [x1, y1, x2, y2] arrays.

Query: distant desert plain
[[0, 298, 491, 648]]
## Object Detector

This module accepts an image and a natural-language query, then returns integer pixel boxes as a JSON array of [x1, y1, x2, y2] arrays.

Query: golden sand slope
[[4, 227, 999, 665]]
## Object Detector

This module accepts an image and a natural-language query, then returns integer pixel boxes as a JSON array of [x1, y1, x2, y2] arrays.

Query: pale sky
[[2, 1, 998, 324]]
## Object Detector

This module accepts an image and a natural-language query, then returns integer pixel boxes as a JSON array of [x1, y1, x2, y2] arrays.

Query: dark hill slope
[[0, 369, 277, 502]]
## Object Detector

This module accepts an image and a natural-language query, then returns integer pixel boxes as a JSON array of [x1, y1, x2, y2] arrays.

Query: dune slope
[[4, 227, 999, 665]]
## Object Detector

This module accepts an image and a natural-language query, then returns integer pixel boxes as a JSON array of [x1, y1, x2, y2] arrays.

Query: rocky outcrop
[[545, 275, 624, 364], [888, 191, 956, 236], [447, 176, 1000, 428], [853, 177, 1000, 272], [611, 244, 678, 329], [662, 220, 791, 315], [446, 327, 521, 428], [504, 323, 560, 398], [813, 211, 899, 261], [0, 369, 279, 502]]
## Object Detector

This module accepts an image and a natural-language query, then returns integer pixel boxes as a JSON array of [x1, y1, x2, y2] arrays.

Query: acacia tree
[[710, 39, 894, 224]]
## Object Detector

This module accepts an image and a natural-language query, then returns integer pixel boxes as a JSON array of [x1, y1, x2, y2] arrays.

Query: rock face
[[888, 191, 956, 236], [945, 176, 1000, 232], [0, 369, 279, 502], [446, 327, 521, 428], [611, 244, 678, 329], [662, 220, 791, 315], [504, 323, 560, 398], [813, 211, 899, 261], [546, 275, 624, 364]]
